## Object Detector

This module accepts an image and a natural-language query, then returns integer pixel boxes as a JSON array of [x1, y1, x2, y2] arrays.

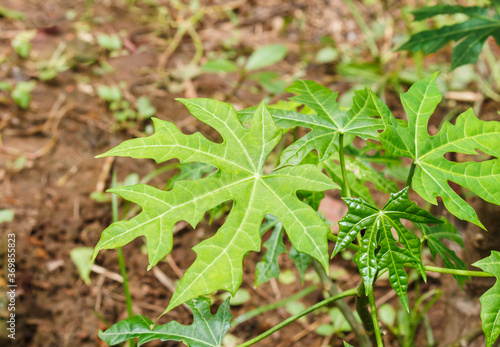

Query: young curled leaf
[[332, 187, 440, 311]]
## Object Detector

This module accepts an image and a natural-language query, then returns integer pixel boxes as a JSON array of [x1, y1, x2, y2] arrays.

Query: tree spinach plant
[[93, 73, 500, 346]]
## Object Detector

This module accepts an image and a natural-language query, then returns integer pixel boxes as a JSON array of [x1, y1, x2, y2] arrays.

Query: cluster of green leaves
[[202, 44, 290, 95], [399, 2, 500, 70], [94, 74, 500, 346], [97, 34, 123, 52], [97, 85, 156, 122], [0, 80, 37, 109], [11, 30, 35, 58]]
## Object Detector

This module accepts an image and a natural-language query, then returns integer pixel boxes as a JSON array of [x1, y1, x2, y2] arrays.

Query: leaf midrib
[[107, 142, 253, 175], [171, 179, 260, 308], [96, 176, 255, 251], [380, 218, 407, 296], [420, 161, 499, 180], [195, 303, 218, 345], [189, 102, 257, 172], [418, 131, 498, 162], [301, 80, 342, 129], [418, 164, 473, 217], [408, 19, 500, 46], [260, 179, 324, 261], [342, 91, 373, 132]]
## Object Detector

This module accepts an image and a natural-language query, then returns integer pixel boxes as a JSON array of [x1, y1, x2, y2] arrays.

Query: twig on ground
[[166, 254, 184, 279], [95, 156, 115, 193], [91, 264, 124, 283], [375, 286, 398, 307], [152, 267, 190, 311], [270, 278, 282, 301], [0, 136, 59, 160]]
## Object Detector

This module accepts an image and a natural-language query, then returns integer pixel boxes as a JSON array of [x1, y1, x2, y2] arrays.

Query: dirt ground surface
[[0, 1, 499, 346]]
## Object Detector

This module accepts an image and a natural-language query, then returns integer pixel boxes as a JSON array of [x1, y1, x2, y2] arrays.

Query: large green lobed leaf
[[235, 79, 384, 167], [93, 99, 338, 312], [373, 73, 500, 228], [276, 79, 383, 167], [99, 297, 231, 347]]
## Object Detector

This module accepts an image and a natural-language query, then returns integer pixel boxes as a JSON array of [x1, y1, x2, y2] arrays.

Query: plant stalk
[[338, 133, 351, 198], [312, 260, 372, 347], [235, 288, 358, 347], [368, 290, 383, 347], [356, 283, 376, 345], [231, 286, 316, 327], [418, 265, 493, 278], [328, 233, 493, 277], [405, 161, 417, 187], [112, 172, 135, 347]]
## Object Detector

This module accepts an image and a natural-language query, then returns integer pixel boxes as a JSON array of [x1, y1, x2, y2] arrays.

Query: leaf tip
[[90, 248, 99, 265], [161, 301, 178, 318], [95, 151, 113, 159], [401, 297, 410, 313], [97, 330, 106, 340]]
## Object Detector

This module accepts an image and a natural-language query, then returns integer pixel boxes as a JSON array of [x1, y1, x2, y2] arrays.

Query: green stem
[[112, 172, 135, 347], [368, 290, 383, 347], [405, 161, 417, 188], [417, 265, 493, 278], [328, 233, 493, 277], [338, 133, 351, 198], [328, 233, 358, 252], [312, 261, 371, 347], [356, 284, 375, 344], [116, 249, 134, 319], [236, 288, 358, 347], [231, 286, 316, 327], [338, 134, 360, 246]]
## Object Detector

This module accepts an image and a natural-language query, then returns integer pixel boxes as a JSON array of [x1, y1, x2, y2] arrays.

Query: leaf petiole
[[328, 233, 494, 278], [339, 133, 351, 198], [368, 290, 383, 347], [236, 288, 358, 347], [112, 171, 135, 347], [230, 286, 316, 327], [405, 161, 417, 187]]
